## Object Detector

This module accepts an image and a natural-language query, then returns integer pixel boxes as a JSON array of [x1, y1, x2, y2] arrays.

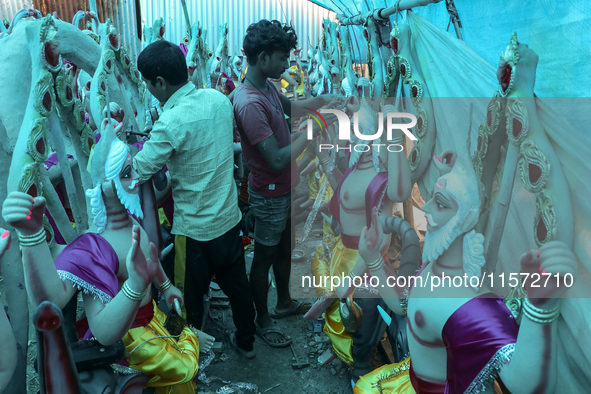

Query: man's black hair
[[137, 40, 188, 85], [242, 20, 297, 65]]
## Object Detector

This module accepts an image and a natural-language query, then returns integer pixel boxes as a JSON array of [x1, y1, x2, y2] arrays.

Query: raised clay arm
[[2, 192, 76, 308], [151, 247, 183, 315], [85, 226, 159, 345], [353, 208, 408, 316], [498, 243, 576, 393], [0, 299, 16, 394], [0, 231, 17, 394], [384, 111, 412, 202], [497, 41, 575, 394]]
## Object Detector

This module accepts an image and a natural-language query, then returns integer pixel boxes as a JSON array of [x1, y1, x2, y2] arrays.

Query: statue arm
[[0, 230, 16, 392], [2, 193, 76, 308], [281, 70, 298, 87], [21, 242, 77, 309], [82, 290, 144, 346], [0, 301, 16, 394], [337, 208, 408, 315], [499, 242, 576, 393], [86, 226, 160, 346], [387, 146, 412, 202], [152, 259, 183, 315], [498, 304, 559, 393]]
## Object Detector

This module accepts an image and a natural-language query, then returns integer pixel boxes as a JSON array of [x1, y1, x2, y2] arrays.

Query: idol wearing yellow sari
[[354, 358, 414, 394], [123, 301, 200, 394], [307, 173, 358, 365], [52, 233, 200, 394]]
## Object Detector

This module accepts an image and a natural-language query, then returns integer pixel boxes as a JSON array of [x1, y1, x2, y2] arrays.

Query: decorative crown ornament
[[90, 118, 118, 187], [498, 32, 519, 97], [500, 32, 519, 66]]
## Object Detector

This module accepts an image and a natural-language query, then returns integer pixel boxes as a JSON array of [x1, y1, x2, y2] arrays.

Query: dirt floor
[[192, 217, 362, 394]]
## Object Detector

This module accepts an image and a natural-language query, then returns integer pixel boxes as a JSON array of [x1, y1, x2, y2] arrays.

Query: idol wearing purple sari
[[3, 119, 200, 393], [352, 152, 577, 394]]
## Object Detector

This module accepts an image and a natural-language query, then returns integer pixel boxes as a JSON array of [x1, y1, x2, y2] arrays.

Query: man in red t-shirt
[[233, 20, 338, 348]]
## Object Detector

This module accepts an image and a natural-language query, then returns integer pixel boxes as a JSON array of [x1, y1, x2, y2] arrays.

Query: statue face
[[422, 179, 459, 233], [118, 152, 139, 195]]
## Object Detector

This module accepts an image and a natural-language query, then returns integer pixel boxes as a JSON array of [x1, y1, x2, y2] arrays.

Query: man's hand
[[125, 225, 159, 293], [520, 241, 578, 303], [2, 192, 45, 236], [324, 96, 347, 109]]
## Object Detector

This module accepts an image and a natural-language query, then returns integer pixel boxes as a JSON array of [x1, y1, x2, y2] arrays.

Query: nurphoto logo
[[306, 108, 418, 153]]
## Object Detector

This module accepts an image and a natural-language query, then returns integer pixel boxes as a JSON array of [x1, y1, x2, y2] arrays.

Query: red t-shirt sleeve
[[237, 100, 274, 146]]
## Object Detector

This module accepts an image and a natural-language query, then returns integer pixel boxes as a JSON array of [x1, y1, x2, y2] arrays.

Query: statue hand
[[0, 228, 11, 259], [520, 241, 578, 304], [163, 285, 183, 315], [304, 296, 335, 320], [100, 118, 124, 138], [358, 207, 384, 266], [2, 192, 45, 235], [126, 225, 159, 293], [432, 150, 457, 176], [497, 42, 538, 97]]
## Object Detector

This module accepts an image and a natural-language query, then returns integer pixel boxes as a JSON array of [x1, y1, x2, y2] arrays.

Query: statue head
[[86, 121, 143, 233], [421, 153, 485, 277]]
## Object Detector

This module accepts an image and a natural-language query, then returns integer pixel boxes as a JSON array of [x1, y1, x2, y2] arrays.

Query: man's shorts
[[248, 187, 291, 247]]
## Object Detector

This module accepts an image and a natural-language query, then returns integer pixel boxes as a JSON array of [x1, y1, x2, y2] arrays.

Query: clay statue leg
[[351, 296, 389, 383]]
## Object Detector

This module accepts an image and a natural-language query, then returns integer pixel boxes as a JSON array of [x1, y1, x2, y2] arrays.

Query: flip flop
[[228, 332, 256, 359], [269, 300, 312, 319], [255, 322, 292, 348]]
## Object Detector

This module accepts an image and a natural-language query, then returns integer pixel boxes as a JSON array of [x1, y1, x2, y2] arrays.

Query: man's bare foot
[[191, 328, 215, 354]]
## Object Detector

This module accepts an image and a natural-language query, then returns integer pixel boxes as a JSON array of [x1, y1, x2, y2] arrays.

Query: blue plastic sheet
[[309, 0, 591, 97]]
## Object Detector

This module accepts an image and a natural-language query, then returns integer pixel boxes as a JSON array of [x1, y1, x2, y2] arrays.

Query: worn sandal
[[255, 322, 292, 348], [229, 332, 256, 359]]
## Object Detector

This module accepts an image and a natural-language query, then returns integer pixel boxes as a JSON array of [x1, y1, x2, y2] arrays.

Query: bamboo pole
[[40, 166, 78, 244], [483, 144, 519, 274], [337, 0, 442, 25]]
